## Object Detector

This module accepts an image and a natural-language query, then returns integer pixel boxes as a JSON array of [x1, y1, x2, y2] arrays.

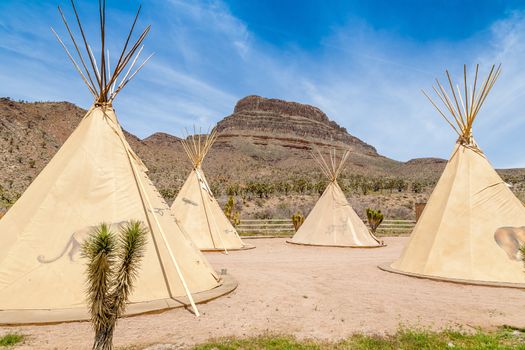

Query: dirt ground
[[2, 237, 524, 349]]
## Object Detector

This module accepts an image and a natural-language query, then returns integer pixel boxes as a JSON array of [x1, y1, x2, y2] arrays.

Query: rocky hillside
[[1, 96, 524, 219]]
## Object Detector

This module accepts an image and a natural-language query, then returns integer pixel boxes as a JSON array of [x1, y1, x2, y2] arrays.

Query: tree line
[[159, 175, 435, 201]]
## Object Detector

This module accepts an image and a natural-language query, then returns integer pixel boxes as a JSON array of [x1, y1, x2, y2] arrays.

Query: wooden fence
[[237, 219, 415, 237]]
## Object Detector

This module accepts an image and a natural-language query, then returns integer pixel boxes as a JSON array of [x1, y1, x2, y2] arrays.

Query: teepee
[[0, 1, 229, 324], [170, 128, 252, 252], [389, 64, 525, 285], [288, 148, 383, 248]]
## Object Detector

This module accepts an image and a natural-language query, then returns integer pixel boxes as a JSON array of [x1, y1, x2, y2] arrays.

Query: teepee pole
[[56, 5, 98, 94], [312, 153, 331, 180], [423, 64, 501, 145], [422, 90, 461, 136], [318, 149, 334, 180], [198, 170, 228, 253], [100, 108, 201, 317], [128, 152, 201, 317], [51, 28, 98, 98], [198, 127, 202, 164]]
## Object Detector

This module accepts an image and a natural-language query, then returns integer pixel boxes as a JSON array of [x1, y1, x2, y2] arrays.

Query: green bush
[[366, 208, 384, 234]]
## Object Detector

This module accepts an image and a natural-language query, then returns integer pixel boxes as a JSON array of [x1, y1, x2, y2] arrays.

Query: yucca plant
[[82, 221, 148, 350], [224, 196, 241, 227], [366, 208, 384, 234], [291, 211, 305, 232]]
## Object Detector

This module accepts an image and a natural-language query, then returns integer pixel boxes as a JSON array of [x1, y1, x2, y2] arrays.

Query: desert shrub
[[209, 183, 222, 196], [0, 333, 23, 346], [366, 208, 384, 234], [224, 196, 241, 227], [226, 183, 242, 196], [291, 211, 305, 231], [158, 188, 177, 200], [395, 179, 408, 192], [276, 202, 292, 218], [412, 181, 423, 193], [360, 182, 370, 195], [254, 208, 274, 219], [314, 180, 327, 195], [372, 178, 384, 192], [293, 178, 310, 194]]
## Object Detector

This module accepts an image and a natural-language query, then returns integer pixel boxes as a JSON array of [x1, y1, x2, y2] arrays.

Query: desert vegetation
[[82, 221, 148, 350], [291, 211, 305, 231], [366, 208, 384, 234], [189, 328, 525, 350], [0, 333, 23, 347]]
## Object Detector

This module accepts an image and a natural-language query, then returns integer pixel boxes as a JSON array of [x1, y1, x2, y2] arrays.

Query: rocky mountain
[[217, 95, 377, 154]]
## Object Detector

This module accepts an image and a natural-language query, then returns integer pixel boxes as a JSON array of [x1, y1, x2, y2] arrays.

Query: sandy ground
[[2, 237, 524, 349]]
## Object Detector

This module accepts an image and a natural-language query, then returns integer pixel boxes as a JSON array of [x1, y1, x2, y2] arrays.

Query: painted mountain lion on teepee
[[37, 222, 126, 263]]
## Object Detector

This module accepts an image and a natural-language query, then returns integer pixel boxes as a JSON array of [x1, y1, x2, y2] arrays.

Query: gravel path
[[2, 237, 523, 349]]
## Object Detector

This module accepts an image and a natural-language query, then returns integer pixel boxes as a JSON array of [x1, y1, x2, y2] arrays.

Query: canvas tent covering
[[288, 148, 383, 248], [171, 128, 252, 252], [0, 1, 232, 324], [389, 65, 525, 286]]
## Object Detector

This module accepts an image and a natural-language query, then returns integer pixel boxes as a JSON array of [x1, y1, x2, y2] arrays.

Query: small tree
[[366, 208, 384, 234], [412, 181, 423, 193], [291, 211, 305, 231], [82, 221, 148, 350]]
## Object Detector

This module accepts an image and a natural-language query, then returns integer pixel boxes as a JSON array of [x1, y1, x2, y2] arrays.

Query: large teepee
[[0, 1, 232, 324], [170, 128, 252, 252], [388, 65, 525, 286], [288, 148, 384, 248]]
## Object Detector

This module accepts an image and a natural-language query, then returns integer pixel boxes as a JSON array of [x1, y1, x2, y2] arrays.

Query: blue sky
[[1, 1, 525, 167]]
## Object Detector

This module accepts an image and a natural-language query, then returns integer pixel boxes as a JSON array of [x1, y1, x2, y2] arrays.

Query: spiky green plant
[[82, 221, 148, 350], [366, 208, 384, 234], [224, 196, 241, 227], [291, 211, 305, 232]]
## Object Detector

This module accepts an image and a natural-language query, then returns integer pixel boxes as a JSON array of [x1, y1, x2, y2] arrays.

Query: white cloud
[[2, 1, 525, 168]]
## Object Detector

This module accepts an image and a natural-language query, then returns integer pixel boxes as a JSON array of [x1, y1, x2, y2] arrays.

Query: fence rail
[[237, 219, 415, 237]]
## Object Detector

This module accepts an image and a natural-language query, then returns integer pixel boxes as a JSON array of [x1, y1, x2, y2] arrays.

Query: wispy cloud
[[1, 1, 525, 167]]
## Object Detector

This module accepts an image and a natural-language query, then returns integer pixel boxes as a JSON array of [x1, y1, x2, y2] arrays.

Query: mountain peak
[[218, 95, 376, 155]]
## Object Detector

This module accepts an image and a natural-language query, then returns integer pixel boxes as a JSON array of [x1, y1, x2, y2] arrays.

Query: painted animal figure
[[37, 221, 126, 263], [494, 226, 525, 261]]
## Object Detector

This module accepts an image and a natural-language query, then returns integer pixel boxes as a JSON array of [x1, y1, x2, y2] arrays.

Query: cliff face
[[217, 95, 378, 155]]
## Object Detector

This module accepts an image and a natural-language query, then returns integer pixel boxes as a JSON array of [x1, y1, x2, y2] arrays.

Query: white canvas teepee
[[170, 128, 252, 252], [389, 65, 525, 285], [0, 1, 230, 324], [288, 148, 383, 248]]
